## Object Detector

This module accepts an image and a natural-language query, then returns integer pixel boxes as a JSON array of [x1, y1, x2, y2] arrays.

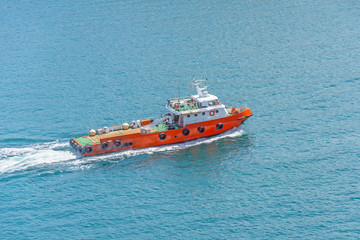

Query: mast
[[194, 79, 208, 97]]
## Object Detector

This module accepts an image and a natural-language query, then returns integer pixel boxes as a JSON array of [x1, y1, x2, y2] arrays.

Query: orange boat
[[70, 80, 252, 156]]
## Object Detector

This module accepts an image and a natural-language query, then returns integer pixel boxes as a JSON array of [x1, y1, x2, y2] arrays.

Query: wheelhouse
[[166, 80, 228, 126]]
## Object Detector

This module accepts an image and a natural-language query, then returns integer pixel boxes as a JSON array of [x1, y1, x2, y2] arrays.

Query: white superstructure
[[166, 80, 228, 127]]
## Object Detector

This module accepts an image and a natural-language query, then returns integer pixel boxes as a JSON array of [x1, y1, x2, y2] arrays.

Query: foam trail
[[0, 127, 245, 174], [0, 141, 76, 174]]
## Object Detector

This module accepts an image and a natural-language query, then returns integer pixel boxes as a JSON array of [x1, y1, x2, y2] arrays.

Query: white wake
[[0, 141, 75, 174]]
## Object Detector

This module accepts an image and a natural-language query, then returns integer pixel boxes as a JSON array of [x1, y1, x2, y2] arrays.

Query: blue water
[[1, 0, 360, 238]]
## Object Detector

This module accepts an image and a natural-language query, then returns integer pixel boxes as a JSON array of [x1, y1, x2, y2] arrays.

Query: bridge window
[[209, 100, 219, 106]]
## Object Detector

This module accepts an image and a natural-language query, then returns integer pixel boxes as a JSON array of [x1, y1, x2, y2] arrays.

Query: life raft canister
[[209, 110, 215, 116], [183, 128, 190, 136], [216, 123, 223, 130], [101, 142, 108, 150], [198, 126, 205, 133], [159, 133, 166, 140], [114, 140, 121, 147]]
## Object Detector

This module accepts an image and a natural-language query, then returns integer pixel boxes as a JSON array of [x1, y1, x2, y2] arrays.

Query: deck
[[74, 122, 181, 146]]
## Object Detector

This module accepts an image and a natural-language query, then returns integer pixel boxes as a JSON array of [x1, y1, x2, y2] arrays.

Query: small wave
[[0, 127, 245, 174]]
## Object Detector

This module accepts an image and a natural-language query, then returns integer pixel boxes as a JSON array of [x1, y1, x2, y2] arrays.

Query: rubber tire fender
[[198, 126, 205, 133], [101, 142, 108, 150], [183, 128, 190, 136], [114, 140, 121, 147], [79, 147, 85, 154], [70, 139, 75, 147], [85, 146, 92, 153], [159, 133, 166, 140]]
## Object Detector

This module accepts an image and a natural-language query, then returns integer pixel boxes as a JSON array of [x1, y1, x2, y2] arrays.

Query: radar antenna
[[192, 78, 209, 97]]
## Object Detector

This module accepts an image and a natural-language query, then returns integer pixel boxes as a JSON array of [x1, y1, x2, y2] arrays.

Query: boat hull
[[71, 108, 252, 157]]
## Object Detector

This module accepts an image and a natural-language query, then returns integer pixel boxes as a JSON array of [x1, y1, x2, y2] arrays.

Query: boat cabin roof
[[167, 94, 218, 105], [191, 94, 218, 103]]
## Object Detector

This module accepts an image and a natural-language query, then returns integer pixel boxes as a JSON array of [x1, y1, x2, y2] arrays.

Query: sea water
[[1, 0, 360, 239]]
